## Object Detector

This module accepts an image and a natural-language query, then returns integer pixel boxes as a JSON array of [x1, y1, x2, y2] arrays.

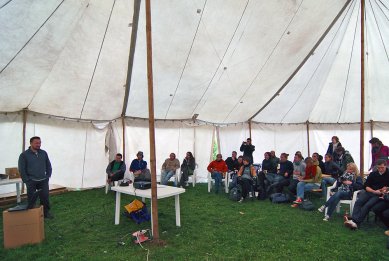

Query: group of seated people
[[207, 136, 389, 236], [105, 151, 196, 188]]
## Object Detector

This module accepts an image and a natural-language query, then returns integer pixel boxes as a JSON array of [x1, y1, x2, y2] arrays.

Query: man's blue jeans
[[324, 190, 351, 217], [321, 177, 336, 198], [161, 170, 175, 185], [211, 171, 223, 193], [296, 181, 320, 199]]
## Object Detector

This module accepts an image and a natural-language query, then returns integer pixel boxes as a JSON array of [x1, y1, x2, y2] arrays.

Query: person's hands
[[343, 180, 352, 185]]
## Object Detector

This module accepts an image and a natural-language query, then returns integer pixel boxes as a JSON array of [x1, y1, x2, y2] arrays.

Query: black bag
[[269, 193, 291, 203], [299, 200, 315, 211], [229, 185, 242, 201], [133, 181, 151, 190]]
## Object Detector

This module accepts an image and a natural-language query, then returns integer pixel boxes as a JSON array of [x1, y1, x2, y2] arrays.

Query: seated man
[[266, 153, 294, 194], [292, 157, 322, 205], [106, 153, 126, 183], [225, 151, 240, 173], [129, 151, 149, 181], [207, 154, 228, 193], [287, 153, 306, 196], [161, 153, 180, 185], [345, 159, 389, 229]]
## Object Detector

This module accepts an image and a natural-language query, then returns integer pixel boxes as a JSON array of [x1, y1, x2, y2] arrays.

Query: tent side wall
[[1, 114, 389, 195]]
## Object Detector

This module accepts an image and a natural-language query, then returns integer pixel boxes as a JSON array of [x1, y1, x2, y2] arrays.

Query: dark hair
[[238, 155, 243, 160], [281, 153, 289, 158], [116, 153, 122, 158], [295, 153, 303, 160], [30, 136, 41, 143], [247, 138, 251, 141], [376, 159, 388, 166], [318, 155, 323, 161], [332, 136, 339, 142], [325, 153, 333, 160], [242, 156, 251, 162], [186, 151, 193, 159], [137, 151, 144, 157], [305, 157, 313, 164], [264, 152, 271, 158], [336, 146, 345, 153], [232, 151, 237, 154], [369, 137, 382, 146]]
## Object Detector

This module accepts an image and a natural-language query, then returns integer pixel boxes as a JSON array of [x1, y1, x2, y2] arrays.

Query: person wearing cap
[[130, 151, 148, 178], [369, 137, 389, 171]]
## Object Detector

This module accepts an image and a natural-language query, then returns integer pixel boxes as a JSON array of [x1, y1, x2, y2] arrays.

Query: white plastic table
[[111, 184, 185, 233], [0, 178, 23, 203]]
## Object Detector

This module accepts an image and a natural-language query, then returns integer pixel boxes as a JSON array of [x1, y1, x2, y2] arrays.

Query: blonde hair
[[347, 162, 360, 180]]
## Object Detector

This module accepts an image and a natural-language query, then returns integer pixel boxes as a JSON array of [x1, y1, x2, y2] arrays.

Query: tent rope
[[223, 0, 304, 123], [280, 0, 356, 123], [191, 0, 250, 117], [338, 0, 361, 123], [80, 0, 117, 118], [0, 0, 65, 74], [164, 0, 208, 119]]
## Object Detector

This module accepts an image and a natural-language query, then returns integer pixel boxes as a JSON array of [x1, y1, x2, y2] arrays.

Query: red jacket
[[207, 160, 228, 176]]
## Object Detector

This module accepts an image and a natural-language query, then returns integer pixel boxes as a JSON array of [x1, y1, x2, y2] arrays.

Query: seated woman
[[318, 163, 363, 221], [237, 156, 256, 202], [292, 157, 322, 205], [179, 152, 196, 187], [266, 153, 294, 194]]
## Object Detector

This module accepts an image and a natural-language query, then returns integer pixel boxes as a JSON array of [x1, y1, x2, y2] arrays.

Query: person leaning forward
[[18, 136, 53, 219]]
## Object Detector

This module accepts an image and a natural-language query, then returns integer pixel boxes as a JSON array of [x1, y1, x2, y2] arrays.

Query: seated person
[[179, 152, 196, 187], [106, 153, 126, 183], [321, 153, 342, 198], [333, 146, 355, 173], [318, 163, 363, 221], [161, 153, 180, 185], [225, 151, 240, 173], [129, 151, 149, 180], [345, 159, 389, 229], [266, 153, 294, 194], [287, 154, 306, 196], [292, 157, 322, 205], [207, 154, 228, 194], [312, 152, 325, 174], [237, 156, 256, 202], [262, 152, 277, 174]]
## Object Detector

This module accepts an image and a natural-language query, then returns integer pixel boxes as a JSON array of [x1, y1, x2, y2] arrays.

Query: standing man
[[106, 153, 126, 183], [18, 136, 53, 219], [161, 153, 180, 185], [240, 138, 255, 164]]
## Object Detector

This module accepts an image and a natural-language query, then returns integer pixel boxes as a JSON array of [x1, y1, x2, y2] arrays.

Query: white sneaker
[[344, 220, 358, 229], [318, 205, 325, 213], [238, 197, 244, 203], [249, 192, 253, 198], [323, 215, 330, 221]]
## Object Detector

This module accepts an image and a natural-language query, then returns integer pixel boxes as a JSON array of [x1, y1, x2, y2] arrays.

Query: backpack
[[299, 200, 315, 211], [269, 193, 291, 203], [229, 185, 242, 201]]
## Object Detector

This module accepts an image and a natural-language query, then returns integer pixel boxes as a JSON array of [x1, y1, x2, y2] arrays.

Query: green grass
[[1, 184, 389, 261]]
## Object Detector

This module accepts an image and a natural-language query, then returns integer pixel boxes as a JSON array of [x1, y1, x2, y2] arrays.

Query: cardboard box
[[5, 167, 20, 179], [3, 206, 45, 249]]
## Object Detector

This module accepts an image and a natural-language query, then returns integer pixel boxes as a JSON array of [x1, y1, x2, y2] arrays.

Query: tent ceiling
[[1, 0, 388, 124]]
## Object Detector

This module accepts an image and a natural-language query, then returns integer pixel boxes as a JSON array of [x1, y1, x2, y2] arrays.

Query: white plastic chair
[[325, 181, 360, 216], [208, 172, 228, 193], [160, 169, 180, 186], [187, 164, 198, 187]]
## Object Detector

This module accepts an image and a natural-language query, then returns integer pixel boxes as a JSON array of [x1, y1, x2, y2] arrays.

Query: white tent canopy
[[1, 0, 389, 191]]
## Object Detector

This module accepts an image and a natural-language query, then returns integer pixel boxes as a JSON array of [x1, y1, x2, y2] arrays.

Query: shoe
[[291, 203, 299, 208], [344, 220, 357, 229], [343, 215, 349, 222], [323, 215, 330, 221], [293, 198, 302, 204], [318, 205, 325, 213], [185, 182, 189, 187], [44, 212, 54, 220], [238, 197, 244, 203], [385, 230, 389, 236], [249, 192, 253, 198]]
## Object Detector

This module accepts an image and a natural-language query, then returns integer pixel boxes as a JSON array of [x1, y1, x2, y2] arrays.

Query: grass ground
[[1, 184, 389, 261]]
